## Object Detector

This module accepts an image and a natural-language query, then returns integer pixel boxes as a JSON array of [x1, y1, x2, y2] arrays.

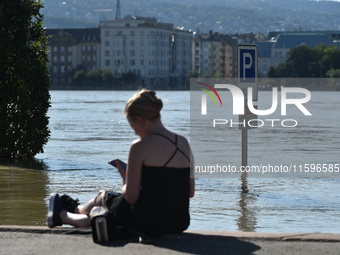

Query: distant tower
[[115, 0, 121, 20]]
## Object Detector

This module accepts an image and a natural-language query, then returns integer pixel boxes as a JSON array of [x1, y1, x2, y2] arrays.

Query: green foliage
[[73, 70, 87, 86], [87, 69, 102, 84], [268, 44, 340, 78], [121, 71, 137, 85], [0, 0, 50, 159], [326, 68, 340, 78], [101, 69, 114, 86], [70, 67, 115, 87], [213, 71, 224, 78], [188, 70, 199, 78]]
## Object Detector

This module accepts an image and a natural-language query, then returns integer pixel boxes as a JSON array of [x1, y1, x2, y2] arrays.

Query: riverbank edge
[[1, 225, 340, 243]]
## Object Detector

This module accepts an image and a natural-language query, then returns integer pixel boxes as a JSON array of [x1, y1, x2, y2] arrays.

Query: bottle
[[90, 206, 107, 218]]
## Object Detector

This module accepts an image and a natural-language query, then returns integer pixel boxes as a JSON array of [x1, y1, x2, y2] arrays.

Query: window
[[117, 50, 121, 56], [117, 31, 123, 36], [140, 30, 145, 36], [140, 40, 144, 46], [117, 40, 121, 46], [68, 46, 72, 52], [141, 59, 144, 65], [130, 50, 135, 56], [53, 47, 58, 52], [105, 31, 110, 37], [130, 59, 135, 66], [130, 40, 135, 47], [105, 41, 110, 47], [105, 60, 110, 66], [130, 30, 135, 36], [140, 50, 144, 56], [105, 50, 110, 57], [60, 47, 65, 52]]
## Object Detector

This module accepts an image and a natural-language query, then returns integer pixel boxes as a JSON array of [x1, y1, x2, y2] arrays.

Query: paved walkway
[[1, 225, 340, 255]]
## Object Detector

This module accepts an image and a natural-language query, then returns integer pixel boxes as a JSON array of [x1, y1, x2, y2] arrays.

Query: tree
[[188, 69, 199, 78], [285, 44, 316, 77], [87, 69, 102, 86], [101, 68, 114, 87], [121, 71, 137, 85], [326, 68, 340, 78], [73, 70, 87, 87], [213, 71, 224, 78], [268, 44, 340, 78], [0, 0, 50, 159]]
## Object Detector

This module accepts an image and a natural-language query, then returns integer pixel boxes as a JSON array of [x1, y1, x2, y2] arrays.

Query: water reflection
[[237, 172, 257, 232], [0, 159, 49, 225]]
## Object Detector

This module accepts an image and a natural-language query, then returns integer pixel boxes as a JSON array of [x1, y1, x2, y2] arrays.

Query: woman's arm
[[190, 178, 195, 198], [120, 141, 143, 205], [189, 145, 195, 198]]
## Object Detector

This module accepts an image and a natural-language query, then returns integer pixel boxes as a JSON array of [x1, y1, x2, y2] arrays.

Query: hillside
[[41, 0, 340, 34]]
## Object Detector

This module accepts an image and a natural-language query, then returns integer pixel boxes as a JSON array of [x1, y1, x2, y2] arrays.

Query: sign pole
[[242, 89, 248, 169], [237, 44, 257, 192], [241, 88, 248, 192]]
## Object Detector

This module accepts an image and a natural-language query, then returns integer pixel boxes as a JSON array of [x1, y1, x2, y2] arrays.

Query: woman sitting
[[48, 89, 195, 238]]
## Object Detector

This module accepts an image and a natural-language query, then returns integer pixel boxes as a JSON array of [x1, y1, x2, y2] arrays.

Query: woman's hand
[[116, 160, 126, 185]]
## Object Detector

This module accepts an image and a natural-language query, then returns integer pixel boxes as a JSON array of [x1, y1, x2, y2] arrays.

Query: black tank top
[[132, 133, 191, 236], [107, 133, 191, 237]]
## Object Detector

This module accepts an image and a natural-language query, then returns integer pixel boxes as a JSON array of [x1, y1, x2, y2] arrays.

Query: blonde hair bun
[[125, 89, 163, 121]]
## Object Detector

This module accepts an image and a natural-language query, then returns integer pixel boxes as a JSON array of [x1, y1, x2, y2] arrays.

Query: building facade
[[192, 32, 237, 78], [46, 28, 101, 86], [99, 15, 192, 88]]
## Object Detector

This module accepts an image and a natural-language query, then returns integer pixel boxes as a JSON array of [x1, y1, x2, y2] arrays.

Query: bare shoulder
[[175, 133, 191, 150], [131, 138, 141, 145], [130, 138, 143, 151], [176, 133, 189, 144]]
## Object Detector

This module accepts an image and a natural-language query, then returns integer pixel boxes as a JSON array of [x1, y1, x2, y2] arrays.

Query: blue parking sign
[[238, 44, 258, 100], [240, 49, 256, 82]]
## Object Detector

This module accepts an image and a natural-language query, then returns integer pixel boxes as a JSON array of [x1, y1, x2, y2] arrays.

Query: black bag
[[91, 194, 153, 244]]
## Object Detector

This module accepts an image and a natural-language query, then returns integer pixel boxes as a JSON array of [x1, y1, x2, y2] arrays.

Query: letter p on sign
[[238, 44, 258, 101], [243, 52, 252, 81]]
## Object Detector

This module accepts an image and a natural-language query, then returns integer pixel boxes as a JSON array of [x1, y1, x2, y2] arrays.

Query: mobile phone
[[108, 159, 127, 171]]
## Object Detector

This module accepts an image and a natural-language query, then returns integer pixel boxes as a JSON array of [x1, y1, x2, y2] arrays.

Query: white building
[[99, 15, 192, 88]]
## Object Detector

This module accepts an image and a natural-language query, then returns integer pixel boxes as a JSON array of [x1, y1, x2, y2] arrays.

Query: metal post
[[241, 89, 248, 193], [242, 88, 248, 169], [242, 128, 248, 168]]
